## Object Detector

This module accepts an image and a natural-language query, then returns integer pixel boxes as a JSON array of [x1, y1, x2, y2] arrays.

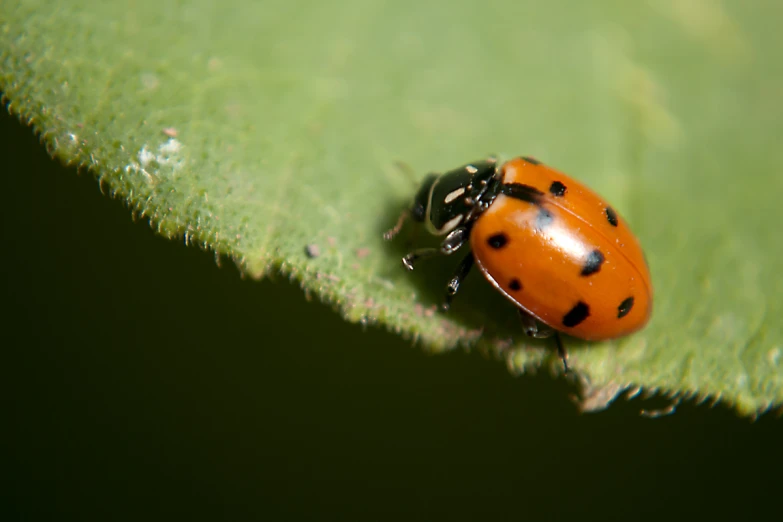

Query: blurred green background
[[2, 106, 781, 520]]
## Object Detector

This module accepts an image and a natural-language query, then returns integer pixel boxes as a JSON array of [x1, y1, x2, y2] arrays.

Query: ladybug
[[384, 156, 653, 371]]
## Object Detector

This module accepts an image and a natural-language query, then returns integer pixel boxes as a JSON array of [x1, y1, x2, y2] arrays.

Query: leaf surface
[[2, 0, 781, 415]]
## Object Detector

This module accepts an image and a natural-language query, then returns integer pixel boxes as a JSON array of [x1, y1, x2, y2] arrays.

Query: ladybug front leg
[[401, 227, 469, 270], [517, 310, 569, 373], [442, 252, 474, 311]]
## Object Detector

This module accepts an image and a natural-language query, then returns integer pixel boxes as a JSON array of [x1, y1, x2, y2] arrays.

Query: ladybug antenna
[[393, 160, 419, 186], [383, 209, 409, 240]]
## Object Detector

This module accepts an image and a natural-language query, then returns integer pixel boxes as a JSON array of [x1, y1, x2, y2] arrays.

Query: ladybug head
[[411, 159, 499, 236]]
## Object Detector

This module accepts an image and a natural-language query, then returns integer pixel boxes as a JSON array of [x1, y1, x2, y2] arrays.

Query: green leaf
[[2, 0, 781, 416]]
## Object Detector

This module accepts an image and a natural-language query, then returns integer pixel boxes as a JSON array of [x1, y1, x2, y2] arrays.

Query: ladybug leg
[[517, 309, 547, 338], [517, 310, 570, 373], [401, 247, 439, 270], [553, 332, 570, 374], [442, 252, 474, 311], [439, 226, 469, 255], [401, 227, 469, 270]]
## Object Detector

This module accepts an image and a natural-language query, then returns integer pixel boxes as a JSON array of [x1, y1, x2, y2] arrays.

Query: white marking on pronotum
[[433, 214, 463, 235], [466, 164, 478, 174], [444, 187, 466, 204]]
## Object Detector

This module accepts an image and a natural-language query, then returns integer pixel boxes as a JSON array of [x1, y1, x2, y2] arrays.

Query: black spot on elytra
[[509, 278, 522, 291], [501, 183, 544, 204], [563, 301, 590, 328], [520, 156, 541, 165], [581, 249, 605, 276], [536, 208, 554, 229], [618, 297, 634, 318], [487, 233, 508, 249], [549, 181, 567, 197], [605, 206, 618, 227]]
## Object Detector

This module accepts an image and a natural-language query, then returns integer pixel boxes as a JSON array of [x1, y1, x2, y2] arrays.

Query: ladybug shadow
[[378, 200, 589, 362]]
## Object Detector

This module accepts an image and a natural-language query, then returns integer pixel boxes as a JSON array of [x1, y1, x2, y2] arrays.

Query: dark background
[[2, 105, 780, 521]]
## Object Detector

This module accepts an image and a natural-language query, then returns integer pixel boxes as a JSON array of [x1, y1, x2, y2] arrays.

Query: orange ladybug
[[385, 156, 653, 371]]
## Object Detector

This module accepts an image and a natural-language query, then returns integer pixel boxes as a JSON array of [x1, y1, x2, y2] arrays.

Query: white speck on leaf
[[125, 139, 186, 184], [159, 138, 182, 156], [138, 145, 154, 167]]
